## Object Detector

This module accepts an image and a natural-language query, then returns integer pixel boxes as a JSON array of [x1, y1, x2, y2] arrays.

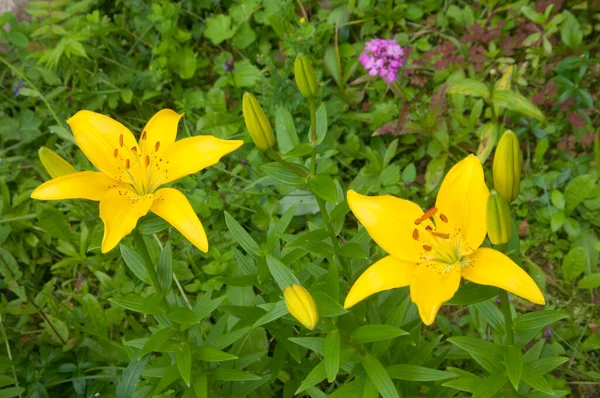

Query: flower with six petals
[[344, 155, 544, 325], [31, 109, 243, 253]]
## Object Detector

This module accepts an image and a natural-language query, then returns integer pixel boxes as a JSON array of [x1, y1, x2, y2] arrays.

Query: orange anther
[[422, 207, 438, 220], [425, 225, 433, 231], [422, 245, 432, 252], [412, 229, 419, 240], [141, 130, 147, 140], [440, 213, 448, 223], [432, 231, 450, 239], [155, 141, 160, 151], [113, 149, 118, 158], [119, 134, 124, 147], [125, 159, 130, 169], [145, 155, 150, 166], [131, 146, 137, 152]]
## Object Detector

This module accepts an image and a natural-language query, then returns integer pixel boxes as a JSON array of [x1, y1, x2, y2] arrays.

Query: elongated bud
[[242, 92, 275, 151], [493, 130, 521, 203], [284, 284, 319, 330], [294, 54, 318, 98], [487, 190, 512, 245], [38, 146, 77, 178]]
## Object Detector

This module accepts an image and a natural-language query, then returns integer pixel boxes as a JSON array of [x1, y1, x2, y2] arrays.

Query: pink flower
[[359, 38, 405, 83]]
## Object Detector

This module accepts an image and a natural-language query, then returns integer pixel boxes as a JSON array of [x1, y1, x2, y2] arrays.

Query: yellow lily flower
[[31, 110, 243, 254], [344, 155, 544, 325]]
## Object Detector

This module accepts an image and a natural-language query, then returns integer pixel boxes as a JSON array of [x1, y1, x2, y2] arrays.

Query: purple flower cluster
[[359, 39, 405, 83]]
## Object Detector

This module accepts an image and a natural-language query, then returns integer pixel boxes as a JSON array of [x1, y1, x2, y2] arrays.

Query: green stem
[[499, 290, 514, 345], [0, 214, 36, 224], [315, 196, 349, 277], [266, 148, 311, 179], [0, 313, 21, 398], [308, 98, 318, 176], [133, 231, 163, 296]]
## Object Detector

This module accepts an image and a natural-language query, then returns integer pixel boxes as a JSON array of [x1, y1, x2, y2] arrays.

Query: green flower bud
[[242, 92, 275, 151], [38, 146, 77, 178], [294, 54, 318, 98], [284, 284, 319, 330], [493, 130, 521, 203], [486, 190, 513, 245]]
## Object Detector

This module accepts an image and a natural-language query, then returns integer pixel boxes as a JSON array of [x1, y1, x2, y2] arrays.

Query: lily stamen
[[431, 231, 449, 239], [440, 213, 448, 223], [412, 229, 419, 240], [422, 244, 432, 251], [414, 207, 438, 225]]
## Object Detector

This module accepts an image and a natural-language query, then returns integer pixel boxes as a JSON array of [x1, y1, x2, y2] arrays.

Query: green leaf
[[561, 11, 583, 50], [337, 242, 368, 259], [476, 123, 497, 163], [193, 295, 227, 321], [232, 59, 263, 87], [213, 368, 261, 381], [265, 255, 300, 289], [447, 283, 499, 305], [522, 364, 553, 394], [7, 31, 28, 47], [424, 153, 448, 193], [312, 291, 347, 317], [564, 174, 597, 214], [513, 310, 568, 331], [254, 300, 288, 327], [529, 357, 569, 374], [363, 353, 400, 398], [562, 246, 588, 281], [386, 364, 455, 381], [324, 330, 340, 382], [504, 345, 523, 390], [116, 355, 149, 398], [351, 325, 408, 344], [447, 336, 503, 373], [119, 244, 151, 284], [139, 328, 176, 358], [225, 212, 262, 257], [492, 89, 545, 122], [275, 106, 299, 153], [157, 243, 172, 293], [204, 14, 236, 45], [176, 342, 192, 387], [308, 174, 338, 203], [178, 47, 197, 79], [211, 326, 251, 350], [288, 337, 325, 355], [324, 46, 342, 87], [168, 307, 200, 325], [446, 78, 490, 100], [315, 102, 328, 145], [0, 387, 25, 398], [472, 372, 509, 398], [296, 361, 327, 393], [577, 273, 600, 289], [109, 295, 146, 314], [195, 346, 238, 362], [282, 143, 314, 158], [551, 189, 566, 209], [261, 162, 307, 185]]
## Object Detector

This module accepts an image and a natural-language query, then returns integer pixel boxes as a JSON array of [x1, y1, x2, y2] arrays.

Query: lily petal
[[461, 247, 545, 305], [435, 154, 489, 255], [68, 111, 138, 180], [347, 190, 427, 263], [99, 189, 154, 253], [140, 109, 182, 157], [150, 136, 243, 187], [344, 256, 415, 308], [31, 171, 125, 201], [410, 262, 461, 325], [151, 188, 208, 253]]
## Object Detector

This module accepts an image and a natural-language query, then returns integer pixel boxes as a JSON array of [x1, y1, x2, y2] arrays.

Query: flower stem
[[499, 290, 514, 345], [266, 148, 311, 179], [133, 231, 163, 296], [308, 98, 318, 175]]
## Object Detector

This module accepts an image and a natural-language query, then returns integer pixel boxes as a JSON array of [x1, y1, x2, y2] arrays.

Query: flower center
[[411, 207, 466, 266], [113, 132, 168, 195]]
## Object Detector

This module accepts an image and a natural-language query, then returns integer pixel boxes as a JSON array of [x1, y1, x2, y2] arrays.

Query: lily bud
[[38, 146, 77, 178], [242, 92, 275, 151], [493, 130, 521, 203], [294, 54, 318, 98], [284, 284, 319, 330], [486, 190, 512, 245]]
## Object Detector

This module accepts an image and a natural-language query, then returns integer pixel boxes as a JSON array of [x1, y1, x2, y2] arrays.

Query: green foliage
[[1, 0, 598, 396]]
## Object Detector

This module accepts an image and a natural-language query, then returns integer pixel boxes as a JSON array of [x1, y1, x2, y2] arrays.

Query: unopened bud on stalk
[[38, 146, 77, 178], [242, 92, 275, 151], [294, 54, 318, 98], [493, 130, 521, 203], [487, 190, 513, 245], [284, 284, 319, 330]]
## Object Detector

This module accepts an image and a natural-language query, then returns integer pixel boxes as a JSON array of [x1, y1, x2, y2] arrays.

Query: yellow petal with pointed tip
[[150, 136, 243, 187], [284, 284, 319, 330], [347, 190, 426, 263], [344, 256, 415, 309], [31, 171, 124, 201], [140, 109, 182, 157], [99, 189, 154, 253], [68, 110, 138, 180], [435, 154, 489, 255], [38, 146, 77, 178], [461, 248, 545, 305], [410, 262, 461, 325], [151, 188, 208, 253]]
